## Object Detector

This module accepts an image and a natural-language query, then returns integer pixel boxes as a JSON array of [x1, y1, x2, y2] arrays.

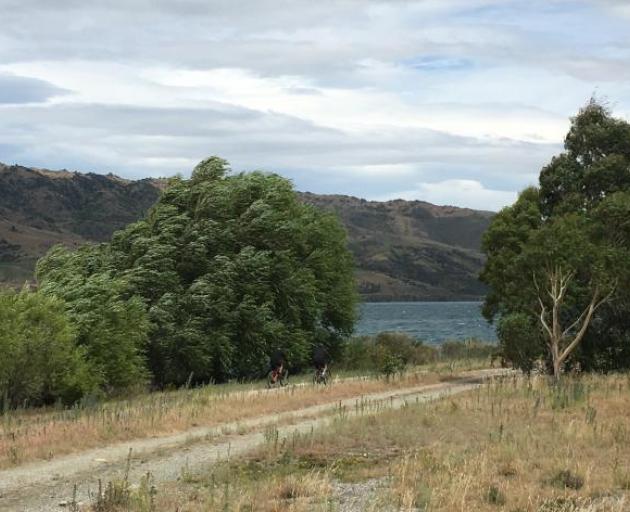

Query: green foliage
[[37, 245, 150, 393], [548, 469, 584, 490], [338, 333, 494, 375], [440, 339, 495, 360], [338, 332, 439, 374], [485, 484, 506, 506], [0, 288, 95, 408], [496, 313, 543, 374], [481, 100, 630, 373], [480, 187, 542, 320], [37, 157, 357, 386]]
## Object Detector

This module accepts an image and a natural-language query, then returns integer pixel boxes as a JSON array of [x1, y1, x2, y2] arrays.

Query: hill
[[300, 193, 492, 301], [0, 163, 162, 282], [0, 163, 492, 300]]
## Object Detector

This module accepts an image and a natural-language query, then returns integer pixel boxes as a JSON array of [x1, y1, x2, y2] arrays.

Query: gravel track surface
[[0, 369, 509, 511]]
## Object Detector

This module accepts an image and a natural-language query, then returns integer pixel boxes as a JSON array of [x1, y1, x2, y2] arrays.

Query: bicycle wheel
[[279, 369, 289, 386]]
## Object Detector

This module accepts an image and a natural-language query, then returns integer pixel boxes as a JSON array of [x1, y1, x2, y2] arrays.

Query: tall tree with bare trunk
[[482, 101, 630, 374], [524, 213, 621, 379], [534, 266, 616, 380]]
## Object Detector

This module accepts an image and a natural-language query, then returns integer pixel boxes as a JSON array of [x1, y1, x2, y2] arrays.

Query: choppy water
[[355, 302, 497, 344]]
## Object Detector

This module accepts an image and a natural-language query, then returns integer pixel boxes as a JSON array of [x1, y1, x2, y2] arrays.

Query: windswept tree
[[38, 157, 357, 386], [36, 245, 151, 393], [482, 100, 630, 377], [0, 288, 96, 408]]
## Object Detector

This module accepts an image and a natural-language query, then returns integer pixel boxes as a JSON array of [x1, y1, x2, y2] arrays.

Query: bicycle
[[312, 364, 330, 385], [267, 366, 289, 388]]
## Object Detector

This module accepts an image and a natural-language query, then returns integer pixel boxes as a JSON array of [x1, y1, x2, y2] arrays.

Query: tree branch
[[558, 282, 617, 365], [538, 296, 553, 341]]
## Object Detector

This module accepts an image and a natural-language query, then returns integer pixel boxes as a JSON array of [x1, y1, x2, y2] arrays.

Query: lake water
[[355, 302, 497, 344]]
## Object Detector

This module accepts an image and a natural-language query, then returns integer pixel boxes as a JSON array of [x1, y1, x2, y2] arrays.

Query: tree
[[0, 288, 95, 408], [37, 245, 150, 393], [482, 101, 630, 377], [38, 157, 357, 386], [480, 187, 542, 321]]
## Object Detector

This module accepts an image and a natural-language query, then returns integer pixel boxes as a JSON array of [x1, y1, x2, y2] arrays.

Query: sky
[[0, 0, 629, 211]]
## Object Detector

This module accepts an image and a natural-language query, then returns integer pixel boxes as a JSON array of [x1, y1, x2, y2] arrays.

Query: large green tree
[[482, 101, 630, 376], [37, 157, 357, 386]]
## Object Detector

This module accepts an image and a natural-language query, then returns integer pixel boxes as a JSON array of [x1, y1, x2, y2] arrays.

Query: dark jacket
[[312, 345, 329, 368], [270, 350, 286, 370]]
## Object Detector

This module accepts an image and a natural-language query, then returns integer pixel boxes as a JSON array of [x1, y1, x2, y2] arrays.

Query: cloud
[[0, 0, 627, 209], [0, 100, 555, 204], [382, 180, 519, 211], [0, 73, 67, 104]]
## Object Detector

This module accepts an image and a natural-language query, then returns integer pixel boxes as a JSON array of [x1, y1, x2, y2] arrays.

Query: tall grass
[[110, 373, 630, 511], [0, 360, 487, 468]]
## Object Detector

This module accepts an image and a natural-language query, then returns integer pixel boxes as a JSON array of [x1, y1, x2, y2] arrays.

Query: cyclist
[[312, 344, 330, 384], [267, 349, 288, 387]]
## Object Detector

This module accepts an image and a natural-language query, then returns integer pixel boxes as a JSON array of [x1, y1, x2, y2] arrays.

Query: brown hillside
[[0, 164, 161, 282], [0, 164, 492, 300], [300, 193, 493, 301]]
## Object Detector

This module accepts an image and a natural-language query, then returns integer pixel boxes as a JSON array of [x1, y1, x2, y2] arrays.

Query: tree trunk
[[535, 266, 614, 383]]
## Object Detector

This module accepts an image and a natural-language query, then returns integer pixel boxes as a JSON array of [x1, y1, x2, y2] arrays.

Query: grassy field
[[0, 359, 488, 469], [99, 372, 630, 511]]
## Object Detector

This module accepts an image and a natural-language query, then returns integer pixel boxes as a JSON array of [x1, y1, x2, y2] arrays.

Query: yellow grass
[[123, 372, 630, 511], [0, 359, 486, 469]]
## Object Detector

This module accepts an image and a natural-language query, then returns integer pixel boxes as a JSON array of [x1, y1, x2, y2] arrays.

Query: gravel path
[[0, 369, 509, 511]]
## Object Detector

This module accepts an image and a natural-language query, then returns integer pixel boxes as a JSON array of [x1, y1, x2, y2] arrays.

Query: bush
[[497, 313, 544, 374], [0, 289, 96, 408], [485, 484, 506, 506], [440, 339, 495, 360], [548, 469, 584, 490], [338, 332, 438, 374]]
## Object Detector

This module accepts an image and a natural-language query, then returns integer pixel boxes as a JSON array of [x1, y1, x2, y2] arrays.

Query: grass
[[0, 358, 487, 469], [107, 372, 630, 511]]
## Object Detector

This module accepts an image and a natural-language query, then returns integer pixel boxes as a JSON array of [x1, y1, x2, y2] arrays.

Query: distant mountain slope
[[0, 163, 492, 300], [0, 163, 161, 282], [300, 193, 493, 301]]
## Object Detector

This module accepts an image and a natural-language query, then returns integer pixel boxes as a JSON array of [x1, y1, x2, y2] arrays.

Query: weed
[[485, 484, 506, 506], [548, 469, 584, 490]]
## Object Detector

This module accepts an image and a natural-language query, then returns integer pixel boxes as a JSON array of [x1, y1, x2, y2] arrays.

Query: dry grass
[[116, 372, 630, 511], [0, 359, 486, 468]]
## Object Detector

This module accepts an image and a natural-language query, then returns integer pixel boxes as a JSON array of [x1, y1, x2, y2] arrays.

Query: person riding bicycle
[[268, 349, 288, 386], [312, 344, 330, 383]]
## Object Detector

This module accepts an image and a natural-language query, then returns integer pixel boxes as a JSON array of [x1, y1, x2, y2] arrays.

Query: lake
[[355, 301, 497, 344]]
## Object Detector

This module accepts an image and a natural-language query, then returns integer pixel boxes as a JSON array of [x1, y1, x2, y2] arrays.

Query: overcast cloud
[[0, 0, 628, 210]]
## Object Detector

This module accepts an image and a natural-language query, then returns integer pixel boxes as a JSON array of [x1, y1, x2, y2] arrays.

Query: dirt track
[[0, 369, 510, 511]]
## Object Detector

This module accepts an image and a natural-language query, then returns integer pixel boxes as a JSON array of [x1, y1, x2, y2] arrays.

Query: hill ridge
[[0, 163, 491, 300]]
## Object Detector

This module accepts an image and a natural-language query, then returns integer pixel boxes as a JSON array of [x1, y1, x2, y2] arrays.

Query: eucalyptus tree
[[482, 101, 630, 376]]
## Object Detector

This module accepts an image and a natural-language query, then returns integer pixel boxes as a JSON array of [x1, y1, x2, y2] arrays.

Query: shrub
[[548, 469, 584, 490], [0, 288, 96, 408], [497, 313, 544, 374], [338, 332, 438, 374], [440, 339, 495, 360], [485, 484, 506, 506], [37, 247, 151, 394]]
